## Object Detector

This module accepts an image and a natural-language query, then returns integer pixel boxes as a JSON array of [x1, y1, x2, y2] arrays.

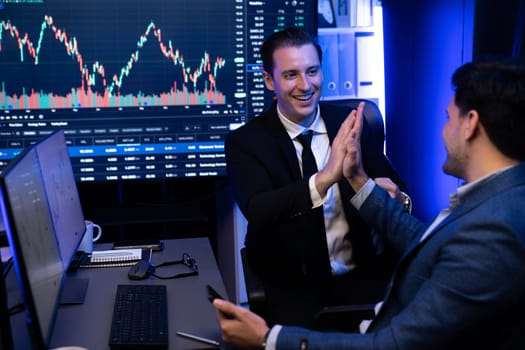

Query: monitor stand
[[60, 252, 89, 305], [60, 277, 89, 305]]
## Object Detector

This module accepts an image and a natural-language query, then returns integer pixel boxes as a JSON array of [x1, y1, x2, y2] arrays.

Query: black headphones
[[128, 253, 198, 280], [150, 253, 199, 279]]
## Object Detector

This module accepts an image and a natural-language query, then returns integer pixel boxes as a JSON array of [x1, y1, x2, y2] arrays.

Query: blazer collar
[[404, 162, 525, 255], [428, 163, 525, 238], [319, 103, 347, 139]]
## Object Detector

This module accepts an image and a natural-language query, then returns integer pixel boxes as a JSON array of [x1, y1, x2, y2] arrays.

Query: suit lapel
[[262, 103, 303, 180]]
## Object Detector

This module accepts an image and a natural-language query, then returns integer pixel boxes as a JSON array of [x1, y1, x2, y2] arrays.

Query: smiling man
[[224, 27, 408, 328]]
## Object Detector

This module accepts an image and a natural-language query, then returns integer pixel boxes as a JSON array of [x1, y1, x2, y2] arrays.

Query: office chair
[[240, 247, 267, 319], [319, 97, 386, 153], [240, 247, 376, 332], [240, 98, 386, 332]]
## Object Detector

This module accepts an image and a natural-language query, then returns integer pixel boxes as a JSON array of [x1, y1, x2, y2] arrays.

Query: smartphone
[[206, 284, 225, 303], [206, 285, 234, 319]]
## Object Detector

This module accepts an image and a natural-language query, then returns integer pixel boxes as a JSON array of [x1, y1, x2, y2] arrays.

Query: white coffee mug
[[77, 220, 102, 253]]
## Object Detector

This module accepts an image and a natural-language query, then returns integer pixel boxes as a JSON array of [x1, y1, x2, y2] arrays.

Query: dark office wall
[[382, 0, 475, 222], [382, 0, 524, 223], [473, 0, 525, 59]]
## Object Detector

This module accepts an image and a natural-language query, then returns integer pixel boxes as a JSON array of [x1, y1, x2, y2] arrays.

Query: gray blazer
[[276, 162, 525, 349]]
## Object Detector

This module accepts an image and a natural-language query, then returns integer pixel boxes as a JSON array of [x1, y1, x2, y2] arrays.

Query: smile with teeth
[[294, 93, 314, 101]]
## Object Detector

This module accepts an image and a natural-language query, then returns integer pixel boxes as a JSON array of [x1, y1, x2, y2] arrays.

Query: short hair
[[260, 27, 322, 76], [452, 58, 525, 160]]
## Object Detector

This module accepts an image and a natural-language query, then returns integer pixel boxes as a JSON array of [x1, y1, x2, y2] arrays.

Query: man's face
[[442, 96, 468, 179], [263, 44, 322, 126]]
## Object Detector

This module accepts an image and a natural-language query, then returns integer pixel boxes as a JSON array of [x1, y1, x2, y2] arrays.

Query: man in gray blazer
[[213, 58, 525, 349]]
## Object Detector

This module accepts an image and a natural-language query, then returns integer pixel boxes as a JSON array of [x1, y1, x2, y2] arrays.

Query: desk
[[9, 238, 229, 349]]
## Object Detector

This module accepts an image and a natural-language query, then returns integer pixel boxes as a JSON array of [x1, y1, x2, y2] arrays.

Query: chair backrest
[[239, 98, 384, 321], [319, 98, 385, 151]]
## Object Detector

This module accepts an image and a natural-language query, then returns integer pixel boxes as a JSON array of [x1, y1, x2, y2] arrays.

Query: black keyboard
[[109, 284, 169, 349]]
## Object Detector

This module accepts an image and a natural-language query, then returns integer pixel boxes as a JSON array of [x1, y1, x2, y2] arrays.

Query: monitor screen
[[0, 0, 317, 182], [36, 130, 85, 271], [0, 144, 63, 349]]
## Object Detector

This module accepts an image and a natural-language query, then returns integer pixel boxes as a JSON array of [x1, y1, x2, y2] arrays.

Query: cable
[[2, 257, 13, 279]]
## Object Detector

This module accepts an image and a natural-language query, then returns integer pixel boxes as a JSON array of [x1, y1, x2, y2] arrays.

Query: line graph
[[0, 6, 229, 109]]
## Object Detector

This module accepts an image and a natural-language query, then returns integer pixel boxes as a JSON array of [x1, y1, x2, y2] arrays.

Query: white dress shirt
[[276, 105, 355, 274]]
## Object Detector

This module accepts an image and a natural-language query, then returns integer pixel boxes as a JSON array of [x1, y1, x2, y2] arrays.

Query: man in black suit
[[225, 27, 409, 328]]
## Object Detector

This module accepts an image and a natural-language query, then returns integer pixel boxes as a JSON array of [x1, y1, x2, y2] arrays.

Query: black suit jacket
[[225, 101, 407, 326]]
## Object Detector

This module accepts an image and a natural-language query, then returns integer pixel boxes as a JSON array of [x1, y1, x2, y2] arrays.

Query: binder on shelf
[[333, 0, 374, 28], [79, 248, 151, 268], [350, 0, 373, 27], [318, 31, 339, 97], [333, 0, 351, 28], [337, 32, 356, 97], [355, 31, 375, 97]]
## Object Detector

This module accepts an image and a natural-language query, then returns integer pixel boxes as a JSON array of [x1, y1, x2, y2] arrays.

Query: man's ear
[[263, 71, 274, 91], [464, 110, 480, 140]]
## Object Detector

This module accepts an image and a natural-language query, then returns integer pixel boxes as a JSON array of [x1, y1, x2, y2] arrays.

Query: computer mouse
[[128, 260, 153, 280]]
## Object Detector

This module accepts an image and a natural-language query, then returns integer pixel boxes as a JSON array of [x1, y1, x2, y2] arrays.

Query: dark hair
[[260, 27, 322, 76], [452, 58, 525, 160]]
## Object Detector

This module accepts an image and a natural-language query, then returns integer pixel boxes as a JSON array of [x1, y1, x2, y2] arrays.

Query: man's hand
[[343, 101, 369, 191], [315, 108, 355, 197], [375, 177, 401, 200], [213, 299, 270, 349]]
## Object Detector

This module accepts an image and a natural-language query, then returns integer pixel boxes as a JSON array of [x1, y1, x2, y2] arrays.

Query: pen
[[176, 331, 221, 347]]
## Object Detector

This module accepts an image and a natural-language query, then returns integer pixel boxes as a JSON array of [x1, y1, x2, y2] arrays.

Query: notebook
[[79, 248, 151, 268]]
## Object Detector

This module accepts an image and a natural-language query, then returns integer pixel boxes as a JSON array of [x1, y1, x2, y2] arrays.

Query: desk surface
[[9, 237, 229, 350]]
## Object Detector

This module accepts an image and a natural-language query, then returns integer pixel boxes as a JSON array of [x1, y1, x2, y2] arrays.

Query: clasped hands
[[316, 101, 402, 200]]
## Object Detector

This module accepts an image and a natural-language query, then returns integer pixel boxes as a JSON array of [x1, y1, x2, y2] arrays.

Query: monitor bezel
[[0, 252, 14, 350], [0, 136, 65, 349]]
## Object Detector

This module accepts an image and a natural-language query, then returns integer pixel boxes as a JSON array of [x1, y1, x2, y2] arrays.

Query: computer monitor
[[0, 144, 64, 349], [0, 0, 318, 182], [36, 130, 86, 271], [0, 252, 14, 350], [0, 129, 88, 348]]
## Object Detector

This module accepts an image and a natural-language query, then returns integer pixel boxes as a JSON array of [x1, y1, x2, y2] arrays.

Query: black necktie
[[297, 130, 318, 178]]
